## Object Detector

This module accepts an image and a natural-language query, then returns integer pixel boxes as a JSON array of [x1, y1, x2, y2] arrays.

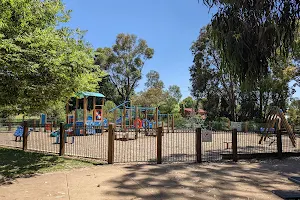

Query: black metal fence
[[1, 121, 300, 164], [162, 129, 196, 163], [202, 130, 232, 162]]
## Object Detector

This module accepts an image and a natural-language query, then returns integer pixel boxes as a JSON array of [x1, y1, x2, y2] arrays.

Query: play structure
[[109, 101, 174, 129], [259, 107, 296, 147], [14, 126, 33, 141], [64, 93, 174, 139], [108, 101, 174, 140], [65, 91, 106, 136]]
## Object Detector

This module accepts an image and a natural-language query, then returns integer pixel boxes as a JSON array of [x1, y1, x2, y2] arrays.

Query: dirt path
[[1, 158, 300, 200]]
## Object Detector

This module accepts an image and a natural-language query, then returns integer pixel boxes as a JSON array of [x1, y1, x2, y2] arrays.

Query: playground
[[0, 92, 300, 164]]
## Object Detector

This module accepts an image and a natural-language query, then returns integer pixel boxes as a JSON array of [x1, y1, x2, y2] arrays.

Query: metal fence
[[162, 129, 196, 163], [62, 125, 107, 161], [114, 128, 156, 163], [1, 121, 300, 164], [202, 131, 232, 162]]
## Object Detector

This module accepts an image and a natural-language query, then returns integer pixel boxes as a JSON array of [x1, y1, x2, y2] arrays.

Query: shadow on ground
[[0, 147, 98, 185], [0, 148, 61, 180], [104, 156, 300, 199]]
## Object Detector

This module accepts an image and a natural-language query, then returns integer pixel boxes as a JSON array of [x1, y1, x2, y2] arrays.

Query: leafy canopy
[[0, 0, 104, 115], [96, 33, 154, 101], [145, 70, 164, 89], [202, 0, 300, 86]]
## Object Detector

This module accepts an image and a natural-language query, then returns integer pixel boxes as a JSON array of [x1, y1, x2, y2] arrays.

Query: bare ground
[[1, 158, 300, 199]]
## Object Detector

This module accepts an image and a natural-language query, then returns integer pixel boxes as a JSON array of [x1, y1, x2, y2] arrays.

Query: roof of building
[[184, 108, 207, 114], [75, 91, 105, 99]]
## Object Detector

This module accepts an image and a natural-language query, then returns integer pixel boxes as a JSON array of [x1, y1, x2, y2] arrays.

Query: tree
[[288, 99, 300, 125], [0, 0, 103, 115], [132, 88, 164, 107], [103, 100, 117, 122], [190, 26, 239, 121], [202, 0, 300, 86], [181, 97, 195, 108], [167, 85, 182, 103], [145, 70, 164, 89], [94, 47, 122, 104], [99, 33, 154, 102]]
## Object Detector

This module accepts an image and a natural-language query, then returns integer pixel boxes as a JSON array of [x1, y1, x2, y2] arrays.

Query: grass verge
[[0, 147, 100, 181]]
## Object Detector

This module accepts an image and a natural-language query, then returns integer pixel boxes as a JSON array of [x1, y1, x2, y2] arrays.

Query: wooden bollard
[[196, 128, 202, 163], [108, 124, 115, 164], [22, 121, 28, 150], [157, 126, 162, 164]]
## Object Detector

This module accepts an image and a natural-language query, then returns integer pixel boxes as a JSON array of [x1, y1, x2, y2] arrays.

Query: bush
[[174, 116, 186, 128]]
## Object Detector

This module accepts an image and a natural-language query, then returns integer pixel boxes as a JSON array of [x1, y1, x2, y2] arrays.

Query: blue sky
[[63, 0, 214, 98], [63, 0, 299, 99]]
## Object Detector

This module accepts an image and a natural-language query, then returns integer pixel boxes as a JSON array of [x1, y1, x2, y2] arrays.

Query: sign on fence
[[231, 122, 242, 132], [202, 129, 212, 142]]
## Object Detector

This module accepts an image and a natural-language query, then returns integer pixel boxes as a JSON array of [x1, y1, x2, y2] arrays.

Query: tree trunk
[[229, 80, 236, 122], [259, 88, 263, 120]]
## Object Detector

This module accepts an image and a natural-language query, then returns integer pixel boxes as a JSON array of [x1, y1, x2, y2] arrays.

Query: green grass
[[0, 147, 99, 180]]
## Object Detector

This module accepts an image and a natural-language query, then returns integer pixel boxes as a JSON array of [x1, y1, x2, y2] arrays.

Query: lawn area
[[0, 147, 99, 180]]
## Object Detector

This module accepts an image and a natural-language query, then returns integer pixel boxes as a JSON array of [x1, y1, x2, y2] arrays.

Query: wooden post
[[32, 119, 36, 132], [277, 130, 283, 159], [101, 98, 105, 131], [161, 121, 164, 136], [129, 107, 132, 129], [108, 124, 115, 164], [66, 102, 69, 124], [196, 128, 202, 163], [157, 126, 162, 164], [155, 107, 159, 128], [44, 114, 47, 133], [245, 121, 248, 133], [93, 97, 96, 121], [167, 114, 170, 133], [232, 128, 238, 162], [123, 106, 126, 130], [53, 119, 57, 130], [83, 96, 87, 135], [171, 114, 175, 133], [102, 108, 105, 133], [59, 123, 65, 156], [135, 106, 138, 139], [22, 121, 28, 151], [8, 121, 12, 131], [74, 98, 78, 134]]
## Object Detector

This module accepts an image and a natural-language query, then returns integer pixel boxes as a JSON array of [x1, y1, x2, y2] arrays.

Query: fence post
[[171, 115, 174, 133], [22, 121, 28, 151], [277, 131, 283, 159], [167, 114, 170, 133], [196, 128, 202, 163], [232, 128, 238, 162], [59, 123, 65, 156], [161, 121, 164, 136], [157, 126, 162, 164], [108, 124, 115, 164], [8, 121, 12, 131]]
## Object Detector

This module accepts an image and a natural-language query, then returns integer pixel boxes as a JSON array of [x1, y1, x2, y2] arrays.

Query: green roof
[[75, 92, 105, 99]]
